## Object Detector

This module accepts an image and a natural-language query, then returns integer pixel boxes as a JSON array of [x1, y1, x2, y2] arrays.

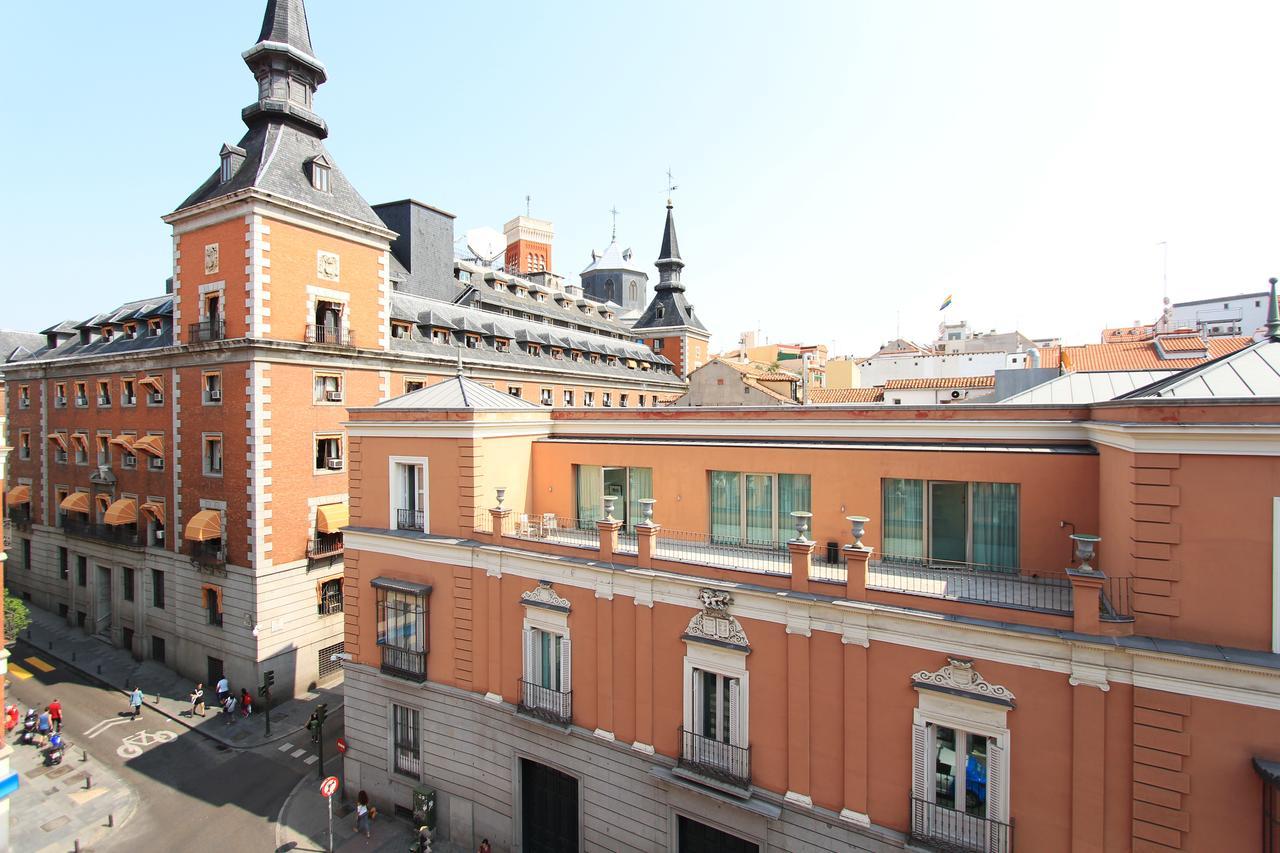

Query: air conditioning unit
[[209, 389, 222, 401], [149, 392, 163, 404], [155, 528, 165, 542], [326, 458, 344, 470], [122, 394, 135, 405], [325, 390, 343, 402], [950, 390, 962, 399], [149, 458, 164, 470], [54, 396, 66, 406]]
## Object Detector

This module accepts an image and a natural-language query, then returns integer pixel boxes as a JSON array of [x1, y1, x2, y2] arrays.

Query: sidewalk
[[275, 774, 469, 853], [7, 737, 138, 853], [22, 605, 342, 749]]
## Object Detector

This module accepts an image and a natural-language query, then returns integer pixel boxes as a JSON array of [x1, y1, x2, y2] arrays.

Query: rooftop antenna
[[525, 194, 531, 217], [1157, 241, 1168, 301], [665, 167, 678, 206], [609, 205, 619, 242]]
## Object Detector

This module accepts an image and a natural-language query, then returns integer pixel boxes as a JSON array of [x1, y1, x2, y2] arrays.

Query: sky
[[3, 1, 1278, 355]]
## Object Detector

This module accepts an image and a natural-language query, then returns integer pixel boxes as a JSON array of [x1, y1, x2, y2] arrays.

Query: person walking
[[47, 698, 63, 733], [190, 683, 205, 718], [240, 687, 254, 718], [129, 687, 144, 719], [222, 692, 237, 725], [36, 707, 53, 746], [354, 790, 372, 839], [478, 839, 492, 853], [215, 675, 230, 706]]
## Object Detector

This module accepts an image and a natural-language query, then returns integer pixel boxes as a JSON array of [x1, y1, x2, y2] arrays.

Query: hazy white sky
[[3, 1, 1277, 354]]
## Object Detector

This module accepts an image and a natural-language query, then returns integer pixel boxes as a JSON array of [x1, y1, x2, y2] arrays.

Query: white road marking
[[303, 755, 318, 765], [278, 742, 294, 752], [290, 749, 306, 758], [86, 717, 131, 739]]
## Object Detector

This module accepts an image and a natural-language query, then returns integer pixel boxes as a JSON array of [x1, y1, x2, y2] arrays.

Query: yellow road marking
[[23, 656, 55, 673], [68, 786, 108, 805], [7, 664, 32, 680]]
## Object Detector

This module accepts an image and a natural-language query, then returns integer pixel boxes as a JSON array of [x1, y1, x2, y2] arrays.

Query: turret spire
[[241, 0, 329, 137], [655, 201, 685, 291]]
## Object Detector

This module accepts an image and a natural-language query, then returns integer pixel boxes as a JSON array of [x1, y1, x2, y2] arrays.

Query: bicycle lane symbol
[[117, 729, 177, 759]]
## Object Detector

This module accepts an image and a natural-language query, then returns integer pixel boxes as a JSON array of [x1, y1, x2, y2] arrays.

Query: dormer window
[[391, 321, 412, 340], [657, 305, 666, 320], [101, 326, 114, 342], [148, 319, 163, 337], [309, 155, 332, 193], [219, 143, 246, 184], [430, 328, 449, 345], [123, 323, 137, 340]]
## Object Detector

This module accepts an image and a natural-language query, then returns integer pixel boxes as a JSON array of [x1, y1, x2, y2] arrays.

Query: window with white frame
[[121, 378, 136, 406], [563, 389, 574, 406], [203, 371, 222, 404], [314, 435, 343, 472], [583, 391, 595, 407], [391, 704, 421, 778], [391, 458, 427, 532], [314, 372, 343, 403], [519, 583, 572, 723], [540, 388, 553, 406], [203, 435, 223, 476], [681, 630, 749, 787]]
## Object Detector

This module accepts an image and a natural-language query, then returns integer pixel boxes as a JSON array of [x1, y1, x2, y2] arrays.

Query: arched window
[[629, 281, 638, 302], [605, 279, 614, 300]]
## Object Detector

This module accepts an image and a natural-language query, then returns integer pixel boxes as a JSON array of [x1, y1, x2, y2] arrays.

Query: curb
[[17, 632, 340, 751], [275, 772, 316, 853]]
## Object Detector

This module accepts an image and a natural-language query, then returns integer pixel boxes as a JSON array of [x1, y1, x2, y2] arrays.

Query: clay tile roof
[[1056, 337, 1249, 372], [883, 376, 995, 390], [1155, 334, 1210, 352], [809, 387, 883, 403], [720, 358, 799, 382]]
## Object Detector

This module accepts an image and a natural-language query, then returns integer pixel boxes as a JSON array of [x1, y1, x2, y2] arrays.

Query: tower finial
[[609, 206, 619, 241], [665, 167, 678, 208], [526, 194, 531, 217], [1267, 277, 1279, 341], [242, 0, 328, 136]]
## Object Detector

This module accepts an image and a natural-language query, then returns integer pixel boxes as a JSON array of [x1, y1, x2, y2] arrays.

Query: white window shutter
[[728, 678, 741, 747], [559, 636, 572, 693], [986, 740, 1007, 851], [522, 627, 534, 684], [911, 722, 929, 801]]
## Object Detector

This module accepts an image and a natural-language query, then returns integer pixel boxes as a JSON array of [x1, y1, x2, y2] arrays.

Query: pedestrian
[[354, 790, 372, 839], [478, 839, 491, 853], [190, 683, 205, 718], [223, 693, 237, 725], [240, 688, 253, 717], [129, 687, 144, 719], [36, 707, 52, 746], [48, 698, 63, 733], [216, 675, 230, 705]]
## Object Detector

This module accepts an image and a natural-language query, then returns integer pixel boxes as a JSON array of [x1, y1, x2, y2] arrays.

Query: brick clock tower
[[631, 202, 711, 378], [503, 215, 554, 275]]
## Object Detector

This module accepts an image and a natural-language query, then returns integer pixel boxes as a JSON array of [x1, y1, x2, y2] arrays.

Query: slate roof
[[0, 330, 45, 364], [258, 0, 317, 58], [884, 376, 995, 390], [377, 374, 541, 410], [1116, 339, 1280, 399], [7, 298, 174, 365], [175, 122, 383, 228], [632, 203, 708, 334], [461, 278, 633, 338], [581, 240, 646, 275]]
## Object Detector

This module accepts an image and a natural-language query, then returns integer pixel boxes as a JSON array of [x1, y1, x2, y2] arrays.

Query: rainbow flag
[[939, 294, 953, 311]]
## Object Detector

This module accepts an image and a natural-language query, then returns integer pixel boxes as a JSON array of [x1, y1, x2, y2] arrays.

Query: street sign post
[[321, 775, 339, 853]]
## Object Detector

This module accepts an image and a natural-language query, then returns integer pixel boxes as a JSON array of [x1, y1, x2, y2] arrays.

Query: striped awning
[[139, 376, 163, 393], [69, 433, 89, 450], [103, 498, 138, 526], [316, 503, 349, 534], [47, 433, 69, 452], [109, 435, 136, 451], [131, 435, 164, 457], [5, 486, 31, 506], [140, 502, 166, 526], [184, 509, 222, 542], [60, 492, 90, 514]]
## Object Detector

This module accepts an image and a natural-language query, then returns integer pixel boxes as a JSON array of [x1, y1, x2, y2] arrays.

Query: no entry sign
[[336, 737, 347, 754], [320, 776, 339, 798]]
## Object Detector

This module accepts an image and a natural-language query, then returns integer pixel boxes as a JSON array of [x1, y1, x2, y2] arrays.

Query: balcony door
[[521, 759, 579, 853], [929, 482, 968, 564], [678, 816, 758, 853], [94, 565, 112, 638]]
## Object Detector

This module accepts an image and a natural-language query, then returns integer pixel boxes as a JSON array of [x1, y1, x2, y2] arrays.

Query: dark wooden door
[[678, 815, 759, 853], [521, 759, 578, 853]]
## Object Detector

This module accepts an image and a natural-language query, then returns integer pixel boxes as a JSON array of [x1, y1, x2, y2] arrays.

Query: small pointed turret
[[1267, 277, 1279, 341], [241, 0, 329, 137], [655, 202, 685, 291]]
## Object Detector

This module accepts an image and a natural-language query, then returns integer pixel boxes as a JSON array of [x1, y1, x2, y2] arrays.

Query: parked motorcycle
[[19, 710, 37, 746], [44, 734, 65, 766]]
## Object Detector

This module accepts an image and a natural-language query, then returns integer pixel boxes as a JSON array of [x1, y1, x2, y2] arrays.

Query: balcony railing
[[396, 508, 425, 532], [518, 680, 572, 726], [508, 514, 600, 549], [677, 728, 751, 790], [10, 509, 32, 532], [63, 517, 144, 548], [188, 319, 225, 343], [655, 529, 791, 575], [909, 795, 1013, 853], [380, 645, 426, 682], [305, 324, 356, 347], [307, 533, 345, 564], [188, 542, 227, 575], [1101, 576, 1133, 620], [868, 555, 1072, 615]]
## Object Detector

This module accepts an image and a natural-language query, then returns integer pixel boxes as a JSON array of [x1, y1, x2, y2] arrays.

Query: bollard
[[85, 774, 92, 790], [74, 841, 80, 853], [97, 665, 102, 675], [108, 814, 114, 828], [80, 749, 87, 762], [72, 652, 76, 662], [154, 694, 159, 705], [48, 641, 53, 650]]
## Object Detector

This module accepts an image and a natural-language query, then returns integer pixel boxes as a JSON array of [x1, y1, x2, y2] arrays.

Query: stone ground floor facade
[[342, 663, 900, 853]]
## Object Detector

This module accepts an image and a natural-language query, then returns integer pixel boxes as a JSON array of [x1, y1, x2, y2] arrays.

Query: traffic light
[[264, 670, 275, 689]]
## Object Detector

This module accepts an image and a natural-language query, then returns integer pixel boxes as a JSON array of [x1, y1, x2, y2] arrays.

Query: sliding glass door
[[574, 465, 652, 530], [882, 479, 1019, 571], [929, 482, 968, 564], [710, 471, 812, 545]]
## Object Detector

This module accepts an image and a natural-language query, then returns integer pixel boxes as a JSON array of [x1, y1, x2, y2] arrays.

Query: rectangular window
[[74, 382, 88, 407], [21, 539, 31, 571], [73, 434, 89, 465], [122, 378, 136, 406], [392, 704, 421, 778], [314, 435, 343, 472], [76, 555, 87, 587], [694, 669, 739, 744], [377, 585, 428, 681], [584, 391, 595, 407], [122, 432, 138, 468], [391, 321, 412, 339], [620, 393, 629, 408], [508, 386, 522, 398], [574, 465, 653, 530], [405, 378, 425, 393], [54, 382, 67, 407], [203, 435, 223, 476], [97, 380, 111, 407], [318, 578, 344, 616], [18, 385, 30, 408], [709, 471, 811, 545], [881, 479, 1020, 570], [393, 462, 426, 531], [465, 334, 480, 349], [204, 586, 223, 627], [146, 433, 165, 471], [18, 430, 30, 460], [602, 392, 613, 407], [59, 547, 69, 580], [639, 394, 646, 407], [203, 371, 222, 404], [151, 569, 165, 609], [148, 319, 163, 337], [524, 627, 570, 693], [314, 372, 343, 403], [540, 388, 553, 406], [430, 329, 449, 345], [122, 567, 135, 602], [96, 434, 110, 466], [142, 376, 164, 405], [563, 390, 574, 406], [495, 339, 509, 352]]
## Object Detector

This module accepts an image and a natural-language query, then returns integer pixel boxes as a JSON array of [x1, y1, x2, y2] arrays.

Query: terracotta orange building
[[337, 328, 1280, 852]]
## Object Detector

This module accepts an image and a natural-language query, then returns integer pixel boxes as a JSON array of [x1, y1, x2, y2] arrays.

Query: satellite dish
[[465, 227, 505, 266]]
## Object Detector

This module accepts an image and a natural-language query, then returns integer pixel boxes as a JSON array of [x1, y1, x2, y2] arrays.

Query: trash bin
[[413, 786, 437, 831]]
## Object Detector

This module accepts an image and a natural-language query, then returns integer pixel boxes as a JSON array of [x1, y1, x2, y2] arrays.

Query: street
[[6, 638, 343, 852]]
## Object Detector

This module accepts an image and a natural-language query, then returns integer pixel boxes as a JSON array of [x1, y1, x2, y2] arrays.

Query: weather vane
[[666, 167, 678, 205], [609, 205, 619, 241]]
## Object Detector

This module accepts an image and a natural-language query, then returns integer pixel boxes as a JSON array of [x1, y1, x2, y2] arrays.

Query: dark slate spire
[[1267, 277, 1280, 341], [655, 202, 685, 291], [241, 0, 329, 137]]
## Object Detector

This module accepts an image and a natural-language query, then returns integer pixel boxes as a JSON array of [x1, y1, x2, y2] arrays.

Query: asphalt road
[[7, 638, 343, 852]]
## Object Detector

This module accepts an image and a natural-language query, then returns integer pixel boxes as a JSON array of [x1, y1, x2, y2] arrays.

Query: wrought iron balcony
[[677, 728, 751, 790], [188, 541, 227, 575], [307, 533, 344, 568], [909, 795, 1013, 853], [63, 516, 144, 549], [10, 508, 32, 532], [379, 645, 426, 682], [518, 680, 572, 726], [396, 508, 425, 532], [187, 319, 225, 343], [305, 324, 356, 348]]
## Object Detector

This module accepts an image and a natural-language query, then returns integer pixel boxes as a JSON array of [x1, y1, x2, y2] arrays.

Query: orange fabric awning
[[6, 486, 31, 506], [70, 433, 89, 450], [139, 376, 163, 393], [109, 435, 136, 451], [140, 502, 166, 527], [60, 492, 90, 514], [103, 498, 138, 526], [316, 503, 349, 534], [47, 433, 68, 452], [184, 509, 222, 542], [132, 435, 164, 457]]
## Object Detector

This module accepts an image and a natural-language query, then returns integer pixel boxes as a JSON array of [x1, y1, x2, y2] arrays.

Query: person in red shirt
[[48, 699, 63, 733]]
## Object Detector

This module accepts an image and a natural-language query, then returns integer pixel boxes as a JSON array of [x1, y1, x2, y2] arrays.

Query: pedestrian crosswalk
[[23, 656, 55, 673], [276, 741, 322, 769], [8, 655, 55, 680]]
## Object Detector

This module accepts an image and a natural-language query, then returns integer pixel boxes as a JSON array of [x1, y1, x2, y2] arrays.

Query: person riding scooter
[[44, 733, 66, 766]]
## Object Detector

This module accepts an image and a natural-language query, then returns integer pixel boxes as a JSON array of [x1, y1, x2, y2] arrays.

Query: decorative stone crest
[[317, 250, 340, 281], [912, 656, 1015, 707], [204, 243, 219, 275], [520, 580, 570, 612], [684, 588, 749, 649]]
